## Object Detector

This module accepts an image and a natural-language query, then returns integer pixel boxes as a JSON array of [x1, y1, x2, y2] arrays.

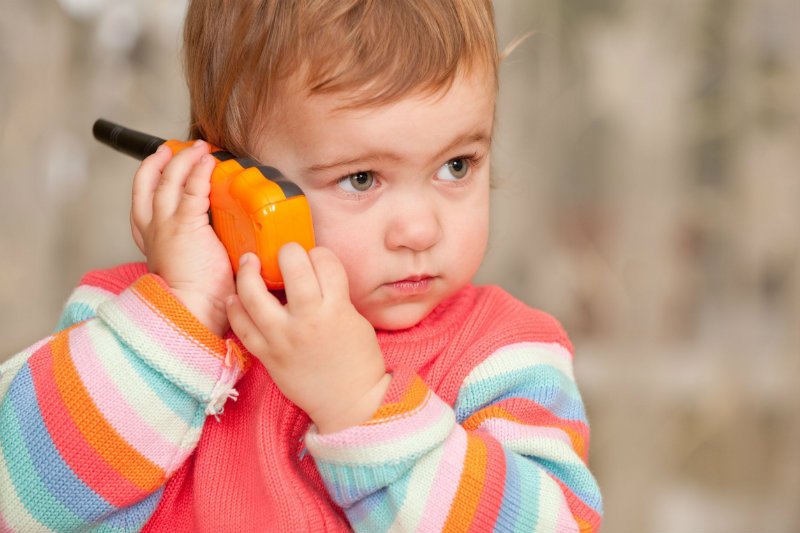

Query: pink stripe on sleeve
[[312, 391, 451, 450], [67, 326, 185, 470], [416, 426, 468, 532], [363, 392, 450, 444], [28, 343, 148, 507], [113, 290, 221, 381], [478, 418, 575, 447]]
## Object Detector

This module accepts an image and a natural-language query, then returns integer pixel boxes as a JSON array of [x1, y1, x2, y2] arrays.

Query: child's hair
[[183, 0, 500, 158]]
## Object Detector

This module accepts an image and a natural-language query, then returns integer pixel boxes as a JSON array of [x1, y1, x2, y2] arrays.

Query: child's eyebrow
[[305, 129, 491, 174]]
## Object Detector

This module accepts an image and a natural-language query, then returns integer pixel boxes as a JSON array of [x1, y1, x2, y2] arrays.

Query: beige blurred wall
[[1, 1, 798, 531]]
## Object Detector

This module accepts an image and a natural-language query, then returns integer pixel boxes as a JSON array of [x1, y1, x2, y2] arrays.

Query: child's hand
[[131, 140, 235, 336], [226, 244, 391, 434]]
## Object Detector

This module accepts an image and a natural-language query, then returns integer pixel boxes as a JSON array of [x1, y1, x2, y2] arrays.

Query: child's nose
[[384, 194, 443, 252]]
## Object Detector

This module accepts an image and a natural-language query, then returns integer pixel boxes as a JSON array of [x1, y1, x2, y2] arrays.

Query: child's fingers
[[131, 144, 172, 230], [152, 140, 209, 219], [235, 253, 286, 331], [130, 210, 146, 254], [279, 243, 323, 309], [226, 294, 269, 357], [174, 153, 215, 222], [308, 247, 350, 302]]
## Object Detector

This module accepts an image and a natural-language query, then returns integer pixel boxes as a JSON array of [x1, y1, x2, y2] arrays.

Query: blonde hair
[[183, 0, 500, 158]]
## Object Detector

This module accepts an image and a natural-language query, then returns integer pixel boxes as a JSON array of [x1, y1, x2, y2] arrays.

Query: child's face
[[255, 70, 495, 330]]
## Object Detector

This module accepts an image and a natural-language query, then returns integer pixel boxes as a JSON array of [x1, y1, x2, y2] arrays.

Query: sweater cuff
[[305, 366, 455, 466], [96, 273, 248, 417]]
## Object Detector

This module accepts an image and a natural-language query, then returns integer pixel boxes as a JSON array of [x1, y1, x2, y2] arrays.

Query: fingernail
[[193, 139, 206, 148], [239, 253, 249, 267], [225, 295, 236, 307], [156, 144, 169, 154]]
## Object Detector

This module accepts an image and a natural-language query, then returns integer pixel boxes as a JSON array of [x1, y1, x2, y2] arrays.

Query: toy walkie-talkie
[[92, 119, 315, 290]]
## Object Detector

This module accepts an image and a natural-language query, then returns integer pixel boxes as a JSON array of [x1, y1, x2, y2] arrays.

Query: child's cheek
[[334, 243, 374, 288], [312, 217, 373, 275]]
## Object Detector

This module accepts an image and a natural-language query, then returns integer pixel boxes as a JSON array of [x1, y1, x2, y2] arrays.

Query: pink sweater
[[0, 263, 602, 532]]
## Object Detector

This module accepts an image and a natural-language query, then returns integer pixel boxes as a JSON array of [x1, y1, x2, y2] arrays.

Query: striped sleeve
[[0, 273, 247, 533], [304, 342, 602, 533]]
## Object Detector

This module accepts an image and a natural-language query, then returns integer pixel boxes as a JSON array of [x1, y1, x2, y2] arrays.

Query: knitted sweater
[[0, 262, 602, 532]]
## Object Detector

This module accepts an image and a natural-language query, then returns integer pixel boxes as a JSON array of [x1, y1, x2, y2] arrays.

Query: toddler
[[0, 1, 602, 531]]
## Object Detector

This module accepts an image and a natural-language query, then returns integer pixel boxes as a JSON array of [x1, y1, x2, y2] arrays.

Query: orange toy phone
[[93, 119, 315, 290]]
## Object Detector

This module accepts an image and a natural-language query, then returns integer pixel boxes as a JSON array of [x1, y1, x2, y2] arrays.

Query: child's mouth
[[384, 276, 434, 295]]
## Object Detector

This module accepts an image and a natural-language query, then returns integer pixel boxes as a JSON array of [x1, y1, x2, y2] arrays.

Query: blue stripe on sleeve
[[12, 364, 117, 520]]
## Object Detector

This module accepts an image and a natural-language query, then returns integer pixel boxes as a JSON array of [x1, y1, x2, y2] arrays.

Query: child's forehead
[[258, 70, 495, 161], [284, 65, 497, 118]]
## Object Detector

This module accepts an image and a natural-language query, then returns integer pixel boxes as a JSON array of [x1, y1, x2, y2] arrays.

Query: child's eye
[[436, 157, 471, 181], [337, 171, 375, 193]]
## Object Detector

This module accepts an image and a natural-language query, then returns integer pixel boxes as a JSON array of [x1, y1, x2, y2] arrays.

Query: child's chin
[[366, 303, 433, 332]]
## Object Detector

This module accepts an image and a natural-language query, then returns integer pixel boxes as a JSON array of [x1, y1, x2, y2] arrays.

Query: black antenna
[[92, 119, 167, 160]]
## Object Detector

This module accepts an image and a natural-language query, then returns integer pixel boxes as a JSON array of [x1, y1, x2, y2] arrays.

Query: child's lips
[[384, 275, 435, 295]]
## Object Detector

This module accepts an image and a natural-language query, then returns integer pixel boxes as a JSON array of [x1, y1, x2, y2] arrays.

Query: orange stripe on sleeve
[[369, 374, 429, 422], [50, 333, 166, 492], [441, 433, 488, 533], [132, 275, 228, 358], [466, 433, 506, 533]]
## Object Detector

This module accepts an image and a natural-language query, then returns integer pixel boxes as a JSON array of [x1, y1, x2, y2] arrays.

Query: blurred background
[[1, 0, 798, 530]]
